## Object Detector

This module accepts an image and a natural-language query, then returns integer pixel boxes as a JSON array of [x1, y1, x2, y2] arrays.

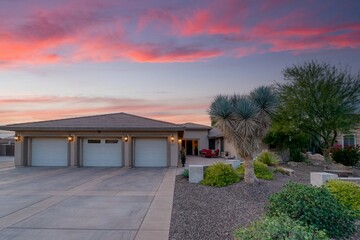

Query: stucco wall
[[223, 138, 269, 160], [335, 125, 360, 146], [14, 130, 179, 167], [183, 130, 209, 152]]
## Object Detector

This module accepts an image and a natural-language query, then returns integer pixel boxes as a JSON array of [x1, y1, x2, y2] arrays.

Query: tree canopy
[[275, 61, 360, 155]]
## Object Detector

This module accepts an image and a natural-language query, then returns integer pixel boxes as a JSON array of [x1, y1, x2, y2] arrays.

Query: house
[[336, 125, 360, 147], [0, 113, 183, 167], [0, 136, 15, 156]]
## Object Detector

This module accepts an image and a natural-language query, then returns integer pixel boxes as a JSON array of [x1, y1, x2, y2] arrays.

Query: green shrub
[[290, 148, 306, 162], [200, 163, 240, 187], [234, 214, 328, 240], [236, 161, 274, 180], [325, 180, 360, 218], [182, 169, 189, 178], [267, 182, 356, 239], [256, 150, 280, 166], [331, 145, 360, 166]]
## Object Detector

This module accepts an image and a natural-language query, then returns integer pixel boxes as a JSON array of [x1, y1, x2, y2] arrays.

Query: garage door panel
[[135, 138, 167, 167], [83, 139, 122, 167], [32, 138, 68, 167]]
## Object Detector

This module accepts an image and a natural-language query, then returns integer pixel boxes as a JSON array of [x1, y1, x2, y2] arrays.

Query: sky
[[0, 0, 360, 136]]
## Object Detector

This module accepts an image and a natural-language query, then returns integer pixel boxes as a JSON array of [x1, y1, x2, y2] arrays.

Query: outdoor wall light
[[170, 134, 175, 143], [14, 135, 21, 142], [67, 135, 74, 142], [178, 139, 182, 143], [124, 135, 129, 142]]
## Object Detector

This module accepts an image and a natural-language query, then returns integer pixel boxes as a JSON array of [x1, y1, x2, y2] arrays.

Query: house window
[[343, 135, 355, 147], [88, 140, 101, 144], [105, 140, 118, 144]]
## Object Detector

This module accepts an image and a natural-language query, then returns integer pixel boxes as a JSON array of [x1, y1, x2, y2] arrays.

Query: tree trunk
[[244, 157, 258, 184]]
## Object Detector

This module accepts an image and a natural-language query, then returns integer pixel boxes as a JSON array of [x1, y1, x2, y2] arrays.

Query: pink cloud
[[181, 9, 241, 36], [0, 0, 359, 67], [0, 95, 211, 125]]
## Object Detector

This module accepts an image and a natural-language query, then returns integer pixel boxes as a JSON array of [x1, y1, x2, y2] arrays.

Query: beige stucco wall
[[335, 125, 360, 146], [223, 138, 268, 160], [14, 130, 179, 167], [183, 129, 209, 152]]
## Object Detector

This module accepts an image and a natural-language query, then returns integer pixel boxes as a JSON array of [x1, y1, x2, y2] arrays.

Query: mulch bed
[[169, 164, 360, 240]]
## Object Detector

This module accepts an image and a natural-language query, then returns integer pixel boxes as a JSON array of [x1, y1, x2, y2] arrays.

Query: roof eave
[[1, 126, 185, 132]]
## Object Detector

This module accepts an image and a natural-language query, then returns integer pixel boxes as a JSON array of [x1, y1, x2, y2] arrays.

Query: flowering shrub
[[331, 144, 360, 166]]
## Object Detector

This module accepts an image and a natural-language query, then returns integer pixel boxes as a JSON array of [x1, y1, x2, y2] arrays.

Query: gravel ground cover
[[169, 164, 360, 240]]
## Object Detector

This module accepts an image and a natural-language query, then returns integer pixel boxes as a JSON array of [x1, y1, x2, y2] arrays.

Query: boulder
[[307, 153, 326, 166]]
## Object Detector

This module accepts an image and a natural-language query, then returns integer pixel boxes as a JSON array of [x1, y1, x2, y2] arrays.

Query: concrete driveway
[[0, 165, 176, 240]]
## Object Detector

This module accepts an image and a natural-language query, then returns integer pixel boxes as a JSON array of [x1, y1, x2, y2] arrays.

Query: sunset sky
[[1, 0, 360, 134]]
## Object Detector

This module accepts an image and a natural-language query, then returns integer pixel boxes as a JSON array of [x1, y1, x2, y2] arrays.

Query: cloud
[[0, 95, 211, 125], [0, 0, 359, 67]]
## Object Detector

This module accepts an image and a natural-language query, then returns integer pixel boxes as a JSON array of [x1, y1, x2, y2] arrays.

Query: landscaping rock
[[189, 165, 205, 183], [278, 167, 295, 175], [287, 161, 308, 167], [310, 172, 338, 187], [306, 153, 327, 166]]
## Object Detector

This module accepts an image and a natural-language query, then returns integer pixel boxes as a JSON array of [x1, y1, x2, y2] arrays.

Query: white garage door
[[83, 139, 122, 167], [32, 138, 68, 166], [134, 138, 167, 167]]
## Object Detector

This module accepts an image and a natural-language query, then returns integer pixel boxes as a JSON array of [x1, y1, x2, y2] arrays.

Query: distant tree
[[209, 86, 278, 183], [276, 61, 360, 161]]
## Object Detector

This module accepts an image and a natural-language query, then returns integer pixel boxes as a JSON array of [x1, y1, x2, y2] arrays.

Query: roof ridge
[[3, 112, 126, 127], [121, 112, 181, 127]]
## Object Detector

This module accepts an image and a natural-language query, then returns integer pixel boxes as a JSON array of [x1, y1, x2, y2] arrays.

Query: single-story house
[[1, 112, 275, 167], [0, 113, 183, 167]]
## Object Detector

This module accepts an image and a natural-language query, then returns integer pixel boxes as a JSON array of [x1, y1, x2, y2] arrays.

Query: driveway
[[0, 166, 176, 240], [0, 157, 14, 170]]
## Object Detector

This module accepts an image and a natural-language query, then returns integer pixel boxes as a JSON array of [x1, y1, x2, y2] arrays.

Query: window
[[105, 140, 118, 144], [343, 135, 356, 147], [88, 140, 101, 144]]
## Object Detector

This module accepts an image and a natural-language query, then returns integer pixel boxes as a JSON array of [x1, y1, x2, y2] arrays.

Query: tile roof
[[181, 123, 212, 130], [208, 128, 224, 138], [0, 112, 184, 131]]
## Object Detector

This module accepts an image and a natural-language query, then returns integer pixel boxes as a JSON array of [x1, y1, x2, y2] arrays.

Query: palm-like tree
[[209, 86, 278, 183]]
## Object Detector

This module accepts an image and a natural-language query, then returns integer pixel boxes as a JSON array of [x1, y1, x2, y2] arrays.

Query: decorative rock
[[189, 165, 204, 183], [225, 160, 242, 169], [310, 172, 338, 187], [308, 153, 325, 161], [279, 167, 295, 175]]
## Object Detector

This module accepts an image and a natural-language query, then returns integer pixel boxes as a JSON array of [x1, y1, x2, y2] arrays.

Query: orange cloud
[[0, 95, 211, 125], [0, 0, 359, 68]]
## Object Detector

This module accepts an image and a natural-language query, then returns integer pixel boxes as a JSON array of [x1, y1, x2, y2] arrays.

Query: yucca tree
[[209, 86, 278, 183]]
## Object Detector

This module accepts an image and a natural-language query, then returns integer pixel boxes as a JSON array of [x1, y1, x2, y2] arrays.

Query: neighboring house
[[181, 123, 212, 156], [0, 136, 15, 156], [0, 113, 183, 167], [336, 125, 360, 147]]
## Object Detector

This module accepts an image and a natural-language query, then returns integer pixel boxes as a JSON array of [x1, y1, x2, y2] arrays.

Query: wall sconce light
[[14, 135, 21, 142], [67, 135, 74, 142], [178, 139, 182, 144], [170, 134, 175, 143], [124, 135, 129, 142]]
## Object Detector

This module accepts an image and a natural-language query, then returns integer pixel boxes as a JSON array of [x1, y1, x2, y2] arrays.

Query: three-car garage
[[4, 112, 181, 168], [29, 136, 170, 167]]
